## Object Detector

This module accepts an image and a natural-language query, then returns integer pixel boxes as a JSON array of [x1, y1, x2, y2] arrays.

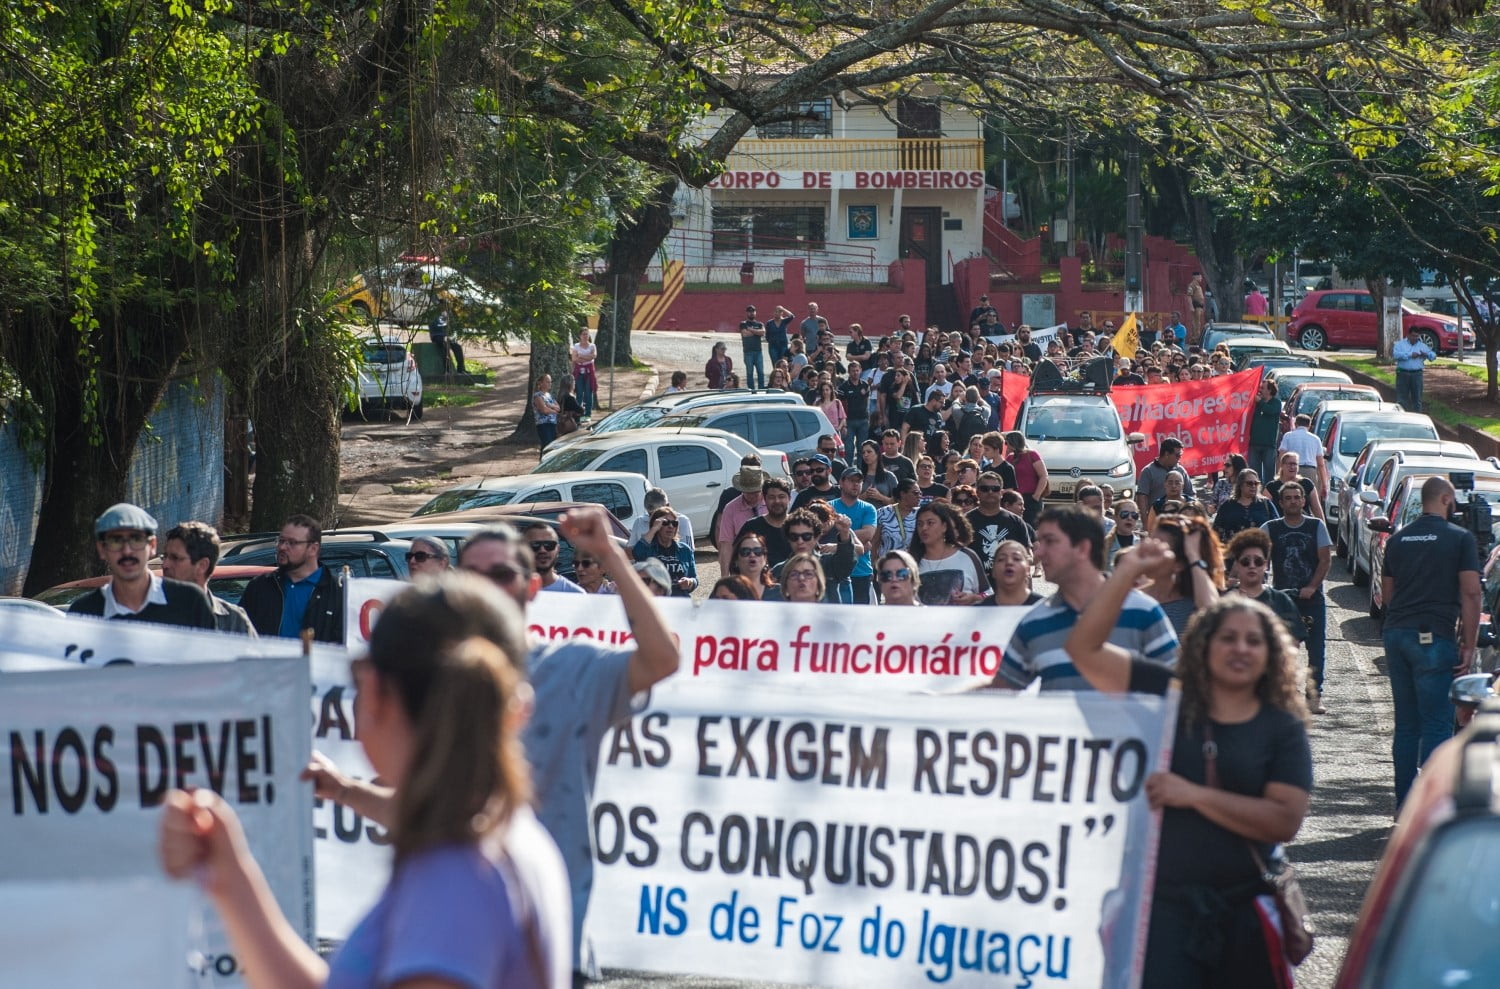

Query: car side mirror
[[1127, 432, 1146, 445], [1359, 490, 1381, 505], [1368, 517, 1393, 533], [1452, 673, 1495, 707]]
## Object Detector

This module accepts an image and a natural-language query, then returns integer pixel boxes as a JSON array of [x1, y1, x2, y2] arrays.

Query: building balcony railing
[[725, 138, 984, 173]]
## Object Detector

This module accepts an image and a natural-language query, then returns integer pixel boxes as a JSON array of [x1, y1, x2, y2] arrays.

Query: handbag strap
[[1201, 722, 1274, 880]]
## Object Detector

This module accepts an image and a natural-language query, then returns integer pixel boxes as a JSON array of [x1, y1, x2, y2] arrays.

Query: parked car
[[412, 471, 649, 523], [652, 402, 842, 464], [352, 335, 423, 419], [1288, 289, 1475, 353], [545, 388, 803, 452], [1311, 398, 1402, 445], [1013, 390, 1143, 500], [1282, 382, 1381, 433], [1351, 452, 1500, 588], [1267, 367, 1352, 404], [35, 564, 275, 609], [528, 428, 790, 533], [1202, 322, 1276, 353], [1240, 354, 1320, 375], [377, 508, 630, 581], [339, 262, 503, 328], [1336, 438, 1479, 560], [1224, 337, 1294, 370], [220, 532, 416, 579], [1337, 698, 1500, 988], [1367, 470, 1500, 618], [1319, 409, 1437, 529]]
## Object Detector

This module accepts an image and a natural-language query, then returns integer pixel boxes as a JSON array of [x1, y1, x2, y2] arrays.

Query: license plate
[[1055, 481, 1074, 494]]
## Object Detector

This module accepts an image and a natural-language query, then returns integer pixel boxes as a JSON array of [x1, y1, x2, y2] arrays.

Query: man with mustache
[[67, 503, 216, 629]]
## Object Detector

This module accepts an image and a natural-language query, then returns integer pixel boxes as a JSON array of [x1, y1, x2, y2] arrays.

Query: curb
[[1322, 357, 1500, 460]]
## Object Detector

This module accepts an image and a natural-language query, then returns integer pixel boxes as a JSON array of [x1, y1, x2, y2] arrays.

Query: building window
[[712, 206, 827, 252], [755, 99, 833, 139]]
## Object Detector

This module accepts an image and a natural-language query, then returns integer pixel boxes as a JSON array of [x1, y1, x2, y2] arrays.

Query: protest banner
[[1112, 367, 1265, 476], [0, 605, 317, 668], [985, 321, 1065, 349], [582, 680, 1177, 989], [349, 578, 1028, 692], [0, 657, 313, 988]]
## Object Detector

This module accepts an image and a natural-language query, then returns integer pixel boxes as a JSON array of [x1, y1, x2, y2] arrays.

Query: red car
[[1288, 290, 1474, 354], [35, 564, 274, 609]]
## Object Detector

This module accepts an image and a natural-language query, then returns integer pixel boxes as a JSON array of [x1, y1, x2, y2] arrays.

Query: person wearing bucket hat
[[67, 503, 217, 629], [716, 465, 768, 563]]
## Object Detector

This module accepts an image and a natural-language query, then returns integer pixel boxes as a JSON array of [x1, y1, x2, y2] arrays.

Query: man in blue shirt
[[833, 468, 878, 603], [1392, 323, 1436, 412], [239, 514, 345, 642]]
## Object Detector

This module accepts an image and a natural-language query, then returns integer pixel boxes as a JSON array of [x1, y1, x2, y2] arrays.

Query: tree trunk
[[248, 327, 344, 530], [1182, 192, 1247, 326], [1366, 277, 1400, 362], [596, 178, 679, 368]]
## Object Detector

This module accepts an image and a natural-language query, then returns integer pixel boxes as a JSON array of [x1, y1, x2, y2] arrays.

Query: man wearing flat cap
[[67, 503, 217, 629]]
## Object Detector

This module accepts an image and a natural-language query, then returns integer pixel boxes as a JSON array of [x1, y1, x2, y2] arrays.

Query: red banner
[[1112, 367, 1265, 475]]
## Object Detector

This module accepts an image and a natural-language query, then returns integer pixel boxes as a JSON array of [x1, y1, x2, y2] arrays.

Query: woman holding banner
[[159, 575, 571, 989], [1065, 539, 1312, 988]]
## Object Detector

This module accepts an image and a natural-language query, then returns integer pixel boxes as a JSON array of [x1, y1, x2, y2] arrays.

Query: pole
[[1123, 146, 1143, 316], [608, 274, 618, 410], [1000, 124, 1009, 229]]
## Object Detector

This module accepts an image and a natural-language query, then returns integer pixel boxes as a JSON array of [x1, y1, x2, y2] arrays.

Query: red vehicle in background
[[1289, 290, 1474, 354]]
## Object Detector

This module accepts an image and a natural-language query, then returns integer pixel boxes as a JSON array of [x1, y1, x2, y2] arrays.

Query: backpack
[[956, 403, 989, 444]]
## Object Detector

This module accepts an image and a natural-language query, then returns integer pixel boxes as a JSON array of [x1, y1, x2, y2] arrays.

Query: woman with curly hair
[[1144, 514, 1225, 635], [1066, 538, 1311, 989], [728, 530, 775, 600], [908, 501, 988, 605]]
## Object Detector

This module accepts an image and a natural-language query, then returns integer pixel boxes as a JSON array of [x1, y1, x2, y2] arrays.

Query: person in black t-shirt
[[738, 477, 794, 567], [966, 471, 1032, 565], [1381, 475, 1483, 807], [878, 429, 917, 484], [1065, 539, 1312, 988], [903, 390, 953, 458]]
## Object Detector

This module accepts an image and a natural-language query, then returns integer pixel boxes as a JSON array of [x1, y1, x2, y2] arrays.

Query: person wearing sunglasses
[[1224, 528, 1306, 649], [766, 508, 855, 602], [403, 535, 451, 580], [967, 471, 1031, 569], [875, 550, 923, 606], [68, 502, 217, 630], [776, 552, 828, 604], [521, 521, 585, 593], [570, 553, 607, 593], [1104, 503, 1142, 572], [728, 531, 775, 600], [631, 508, 697, 597], [1213, 469, 1279, 544]]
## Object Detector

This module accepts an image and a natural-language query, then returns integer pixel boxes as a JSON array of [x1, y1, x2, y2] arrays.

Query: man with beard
[[738, 476, 794, 566], [68, 503, 216, 629], [791, 453, 838, 510], [240, 514, 345, 642], [966, 471, 1032, 566], [522, 520, 586, 592]]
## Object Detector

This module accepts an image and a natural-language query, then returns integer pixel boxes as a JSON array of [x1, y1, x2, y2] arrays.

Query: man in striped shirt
[[992, 505, 1177, 691]]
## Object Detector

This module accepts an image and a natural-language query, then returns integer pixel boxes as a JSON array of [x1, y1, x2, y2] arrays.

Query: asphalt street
[[592, 332, 1400, 989]]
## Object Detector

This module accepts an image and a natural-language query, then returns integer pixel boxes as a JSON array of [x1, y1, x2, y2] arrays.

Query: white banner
[[349, 579, 1028, 692], [0, 657, 313, 988], [582, 681, 1176, 989], [986, 321, 1065, 348], [0, 607, 327, 668]]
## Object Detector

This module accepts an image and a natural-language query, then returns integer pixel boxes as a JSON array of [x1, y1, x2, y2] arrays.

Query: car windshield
[[655, 414, 709, 429], [1297, 389, 1372, 416], [591, 406, 669, 433], [362, 341, 406, 365], [1376, 818, 1500, 988], [1400, 298, 1436, 315], [533, 447, 604, 473], [1025, 405, 1121, 441], [1342, 420, 1439, 456], [414, 489, 518, 516]]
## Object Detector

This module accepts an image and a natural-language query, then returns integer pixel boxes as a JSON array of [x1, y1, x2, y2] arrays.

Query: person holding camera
[[1381, 475, 1482, 809]]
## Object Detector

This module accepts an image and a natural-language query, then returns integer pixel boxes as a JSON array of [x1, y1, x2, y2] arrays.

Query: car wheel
[[1351, 550, 1370, 587], [1417, 329, 1441, 353], [412, 400, 424, 421], [1298, 325, 1326, 351], [1335, 524, 1348, 559]]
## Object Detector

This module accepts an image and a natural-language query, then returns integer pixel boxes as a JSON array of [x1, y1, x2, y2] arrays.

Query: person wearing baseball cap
[[792, 453, 838, 510], [67, 503, 216, 629], [739, 304, 766, 390]]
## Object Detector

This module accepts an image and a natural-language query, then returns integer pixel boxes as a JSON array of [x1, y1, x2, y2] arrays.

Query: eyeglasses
[[786, 570, 819, 582], [737, 546, 766, 558], [275, 537, 313, 547], [787, 531, 817, 542], [656, 520, 678, 528], [100, 532, 150, 550], [1117, 511, 1140, 519], [977, 485, 1003, 493], [794, 470, 811, 477], [575, 558, 598, 568], [405, 551, 444, 564], [878, 568, 912, 582], [530, 540, 559, 551], [954, 498, 977, 507], [1237, 556, 1268, 567], [467, 563, 522, 585]]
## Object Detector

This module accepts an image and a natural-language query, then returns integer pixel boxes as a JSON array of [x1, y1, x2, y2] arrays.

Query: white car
[[1321, 409, 1437, 519], [529, 428, 789, 534], [411, 470, 649, 523], [353, 336, 423, 418], [1014, 391, 1143, 499], [1350, 451, 1500, 586], [546, 388, 803, 452], [1336, 438, 1478, 559], [652, 402, 842, 463], [341, 262, 503, 328]]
